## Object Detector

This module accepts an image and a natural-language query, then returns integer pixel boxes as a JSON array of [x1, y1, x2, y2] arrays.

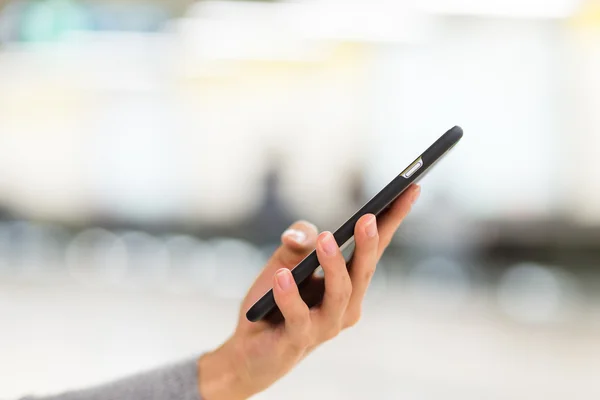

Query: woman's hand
[[198, 185, 421, 400]]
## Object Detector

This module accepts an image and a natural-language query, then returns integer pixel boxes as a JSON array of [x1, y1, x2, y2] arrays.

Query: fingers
[[314, 231, 352, 340], [274, 220, 319, 268], [241, 220, 318, 318], [272, 268, 312, 349], [264, 188, 419, 358], [377, 184, 420, 258], [344, 214, 379, 327]]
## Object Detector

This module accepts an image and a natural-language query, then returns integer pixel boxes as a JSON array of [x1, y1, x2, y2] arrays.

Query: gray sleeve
[[21, 358, 201, 400]]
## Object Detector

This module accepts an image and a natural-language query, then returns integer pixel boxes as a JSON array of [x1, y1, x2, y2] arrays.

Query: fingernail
[[365, 215, 377, 238], [276, 269, 293, 291], [412, 185, 421, 204], [282, 228, 307, 245], [320, 232, 337, 256]]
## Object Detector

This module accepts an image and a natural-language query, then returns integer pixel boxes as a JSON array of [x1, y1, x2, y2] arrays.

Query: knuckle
[[297, 329, 313, 348], [322, 325, 341, 341], [345, 310, 362, 328], [331, 287, 351, 305], [344, 277, 353, 298], [363, 266, 375, 282], [288, 307, 311, 327], [289, 328, 312, 353]]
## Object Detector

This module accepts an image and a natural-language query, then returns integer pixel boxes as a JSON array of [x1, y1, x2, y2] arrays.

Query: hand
[[198, 185, 421, 400]]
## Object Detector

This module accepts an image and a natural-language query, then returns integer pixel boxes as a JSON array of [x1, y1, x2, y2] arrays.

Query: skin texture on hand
[[198, 184, 421, 400]]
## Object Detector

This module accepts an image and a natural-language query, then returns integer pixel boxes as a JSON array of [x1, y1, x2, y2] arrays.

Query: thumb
[[271, 220, 319, 269]]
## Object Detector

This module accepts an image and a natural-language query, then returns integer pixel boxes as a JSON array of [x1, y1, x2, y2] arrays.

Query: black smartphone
[[246, 126, 464, 322]]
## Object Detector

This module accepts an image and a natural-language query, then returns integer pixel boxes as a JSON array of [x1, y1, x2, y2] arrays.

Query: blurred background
[[1, 0, 600, 398]]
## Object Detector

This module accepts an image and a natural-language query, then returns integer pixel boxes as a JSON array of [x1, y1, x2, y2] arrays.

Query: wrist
[[197, 339, 254, 400]]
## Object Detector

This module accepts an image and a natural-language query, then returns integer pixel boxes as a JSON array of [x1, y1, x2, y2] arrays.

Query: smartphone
[[246, 126, 463, 322]]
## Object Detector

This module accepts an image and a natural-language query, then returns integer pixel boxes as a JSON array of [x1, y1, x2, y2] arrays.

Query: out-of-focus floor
[[1, 275, 599, 400]]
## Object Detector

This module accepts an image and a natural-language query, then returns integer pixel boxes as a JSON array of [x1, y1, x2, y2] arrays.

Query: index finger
[[376, 184, 420, 258]]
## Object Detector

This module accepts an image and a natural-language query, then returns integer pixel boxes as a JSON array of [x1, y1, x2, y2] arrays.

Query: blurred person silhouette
[[240, 153, 296, 244], [18, 185, 421, 400]]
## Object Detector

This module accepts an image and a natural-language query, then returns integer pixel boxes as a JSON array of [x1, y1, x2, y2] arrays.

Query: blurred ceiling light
[[176, 16, 326, 64], [179, 0, 433, 64], [569, 0, 600, 27], [285, 1, 432, 43], [181, 0, 324, 63], [418, 0, 582, 18]]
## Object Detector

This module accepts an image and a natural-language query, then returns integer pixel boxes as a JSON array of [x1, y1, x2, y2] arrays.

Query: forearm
[[21, 358, 201, 400]]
